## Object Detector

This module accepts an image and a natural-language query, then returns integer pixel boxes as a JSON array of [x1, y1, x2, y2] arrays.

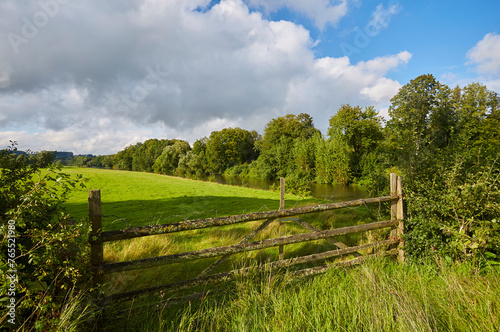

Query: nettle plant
[[0, 143, 92, 330]]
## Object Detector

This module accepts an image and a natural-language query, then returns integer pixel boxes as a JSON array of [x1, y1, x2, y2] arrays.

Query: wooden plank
[[268, 239, 398, 269], [100, 219, 398, 274], [390, 173, 398, 241], [106, 243, 399, 303], [88, 190, 104, 287], [293, 219, 362, 257], [279, 216, 300, 223], [199, 217, 276, 276], [289, 249, 398, 279], [97, 195, 399, 243]]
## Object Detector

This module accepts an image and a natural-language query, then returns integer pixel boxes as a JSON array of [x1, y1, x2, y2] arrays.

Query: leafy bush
[[0, 143, 94, 330], [405, 154, 500, 267]]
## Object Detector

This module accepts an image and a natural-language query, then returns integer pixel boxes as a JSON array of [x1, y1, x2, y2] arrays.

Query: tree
[[325, 126, 351, 185], [114, 144, 136, 171], [114, 139, 175, 172], [132, 139, 172, 172], [153, 140, 191, 175], [30, 150, 56, 168], [386, 74, 454, 181], [453, 82, 500, 155], [328, 104, 383, 180], [384, 75, 500, 262], [205, 128, 259, 174], [257, 113, 319, 152], [254, 113, 320, 180]]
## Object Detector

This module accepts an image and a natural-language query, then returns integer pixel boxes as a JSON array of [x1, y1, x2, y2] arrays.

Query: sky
[[0, 0, 499, 155]]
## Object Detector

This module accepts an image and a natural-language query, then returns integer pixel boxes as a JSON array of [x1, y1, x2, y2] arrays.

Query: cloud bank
[[0, 0, 410, 154]]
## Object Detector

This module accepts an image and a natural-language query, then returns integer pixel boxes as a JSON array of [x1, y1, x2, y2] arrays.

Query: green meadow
[[63, 167, 322, 230]]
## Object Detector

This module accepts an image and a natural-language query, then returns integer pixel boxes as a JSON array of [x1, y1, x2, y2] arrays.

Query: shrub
[[0, 142, 94, 330], [404, 153, 500, 268]]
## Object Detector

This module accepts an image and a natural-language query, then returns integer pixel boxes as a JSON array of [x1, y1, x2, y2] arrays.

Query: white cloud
[[0, 0, 411, 154], [360, 77, 401, 103], [245, 0, 348, 30], [439, 33, 500, 94], [366, 2, 401, 37], [466, 33, 500, 76], [284, 51, 411, 127]]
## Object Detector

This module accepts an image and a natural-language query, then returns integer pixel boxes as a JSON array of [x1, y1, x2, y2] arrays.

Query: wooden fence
[[88, 173, 405, 310]]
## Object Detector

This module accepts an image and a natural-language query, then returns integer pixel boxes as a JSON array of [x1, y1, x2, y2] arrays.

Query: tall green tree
[[132, 139, 172, 172], [254, 113, 320, 180], [385, 76, 500, 262], [327, 104, 383, 181], [386, 74, 454, 182], [153, 140, 191, 175], [325, 126, 352, 185], [257, 113, 319, 152], [114, 144, 137, 171], [205, 128, 259, 174], [453, 82, 500, 155]]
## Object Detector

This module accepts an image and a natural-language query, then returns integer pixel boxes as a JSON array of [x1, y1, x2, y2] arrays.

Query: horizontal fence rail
[[94, 195, 399, 243], [106, 239, 400, 304], [100, 219, 398, 274]]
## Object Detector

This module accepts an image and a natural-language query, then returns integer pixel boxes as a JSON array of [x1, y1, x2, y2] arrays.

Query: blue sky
[[0, 0, 499, 154], [269, 0, 500, 84]]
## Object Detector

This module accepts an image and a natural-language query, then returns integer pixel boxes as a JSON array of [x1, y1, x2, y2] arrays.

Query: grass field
[[63, 167, 319, 231], [117, 257, 500, 332]]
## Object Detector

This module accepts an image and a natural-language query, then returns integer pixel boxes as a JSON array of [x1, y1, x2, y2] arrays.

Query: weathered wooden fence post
[[89, 189, 104, 287], [390, 174, 405, 262], [396, 176, 405, 262], [390, 173, 398, 222], [279, 177, 285, 260]]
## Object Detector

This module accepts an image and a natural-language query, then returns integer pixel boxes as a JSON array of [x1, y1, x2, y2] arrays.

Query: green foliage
[[385, 75, 500, 262], [0, 143, 93, 330], [114, 139, 175, 172], [256, 113, 319, 153], [453, 82, 500, 155], [291, 137, 316, 180], [205, 128, 259, 174], [405, 154, 500, 265], [386, 74, 455, 184], [324, 125, 351, 185], [252, 113, 320, 181], [328, 104, 384, 180], [153, 140, 191, 175]]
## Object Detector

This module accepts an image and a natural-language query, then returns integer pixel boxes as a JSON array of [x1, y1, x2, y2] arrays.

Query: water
[[209, 175, 367, 202], [308, 182, 367, 202]]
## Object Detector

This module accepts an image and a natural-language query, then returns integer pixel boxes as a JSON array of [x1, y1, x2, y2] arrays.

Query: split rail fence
[[88, 173, 405, 309]]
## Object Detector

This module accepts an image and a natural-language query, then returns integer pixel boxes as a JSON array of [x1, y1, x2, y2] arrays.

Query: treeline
[[80, 74, 498, 188], [78, 110, 377, 189]]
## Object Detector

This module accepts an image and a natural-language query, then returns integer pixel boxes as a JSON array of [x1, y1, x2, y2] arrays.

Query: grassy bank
[[106, 257, 500, 332]]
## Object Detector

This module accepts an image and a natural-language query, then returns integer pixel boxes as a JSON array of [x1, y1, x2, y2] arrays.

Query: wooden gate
[[88, 173, 404, 309]]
